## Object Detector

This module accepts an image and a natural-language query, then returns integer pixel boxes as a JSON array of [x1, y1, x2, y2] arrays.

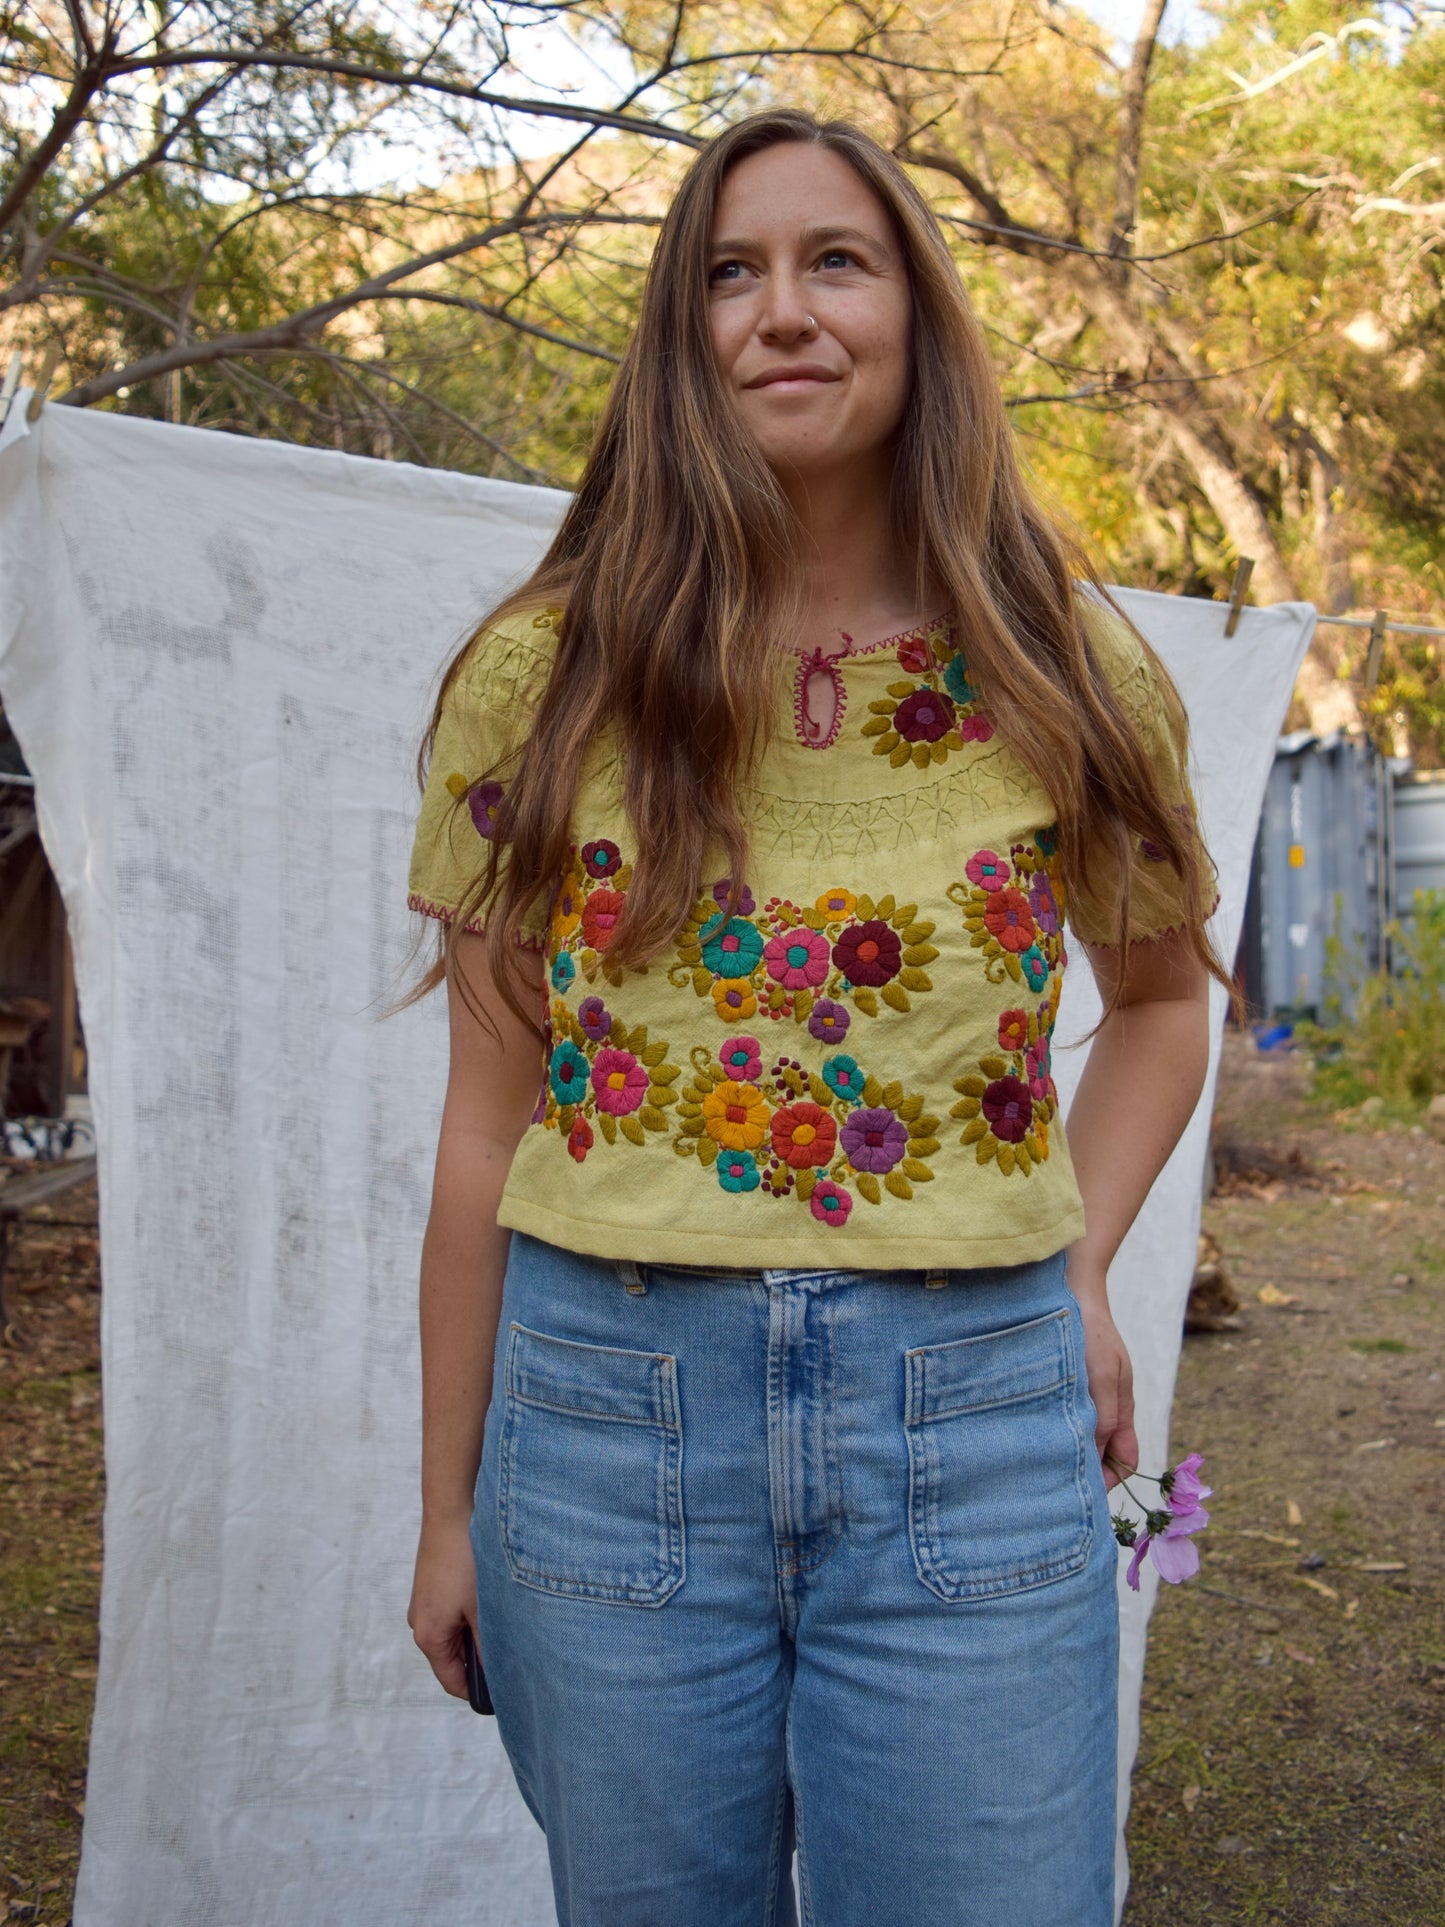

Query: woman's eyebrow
[[708, 223, 888, 257]]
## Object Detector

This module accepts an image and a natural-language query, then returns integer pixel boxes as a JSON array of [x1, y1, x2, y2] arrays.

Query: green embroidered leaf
[[1025, 1131, 1043, 1161], [901, 1159, 934, 1182], [861, 1075, 884, 1108], [602, 961, 625, 988], [852, 986, 879, 1017], [568, 1017, 587, 1050], [881, 982, 910, 1012], [898, 1093, 925, 1121], [677, 1096, 702, 1116], [801, 910, 828, 932], [867, 698, 896, 715], [892, 904, 918, 928], [692, 966, 713, 996], [1015, 1143, 1032, 1174], [855, 893, 875, 921], [639, 1105, 668, 1132], [1004, 955, 1022, 983], [887, 679, 917, 700], [907, 1137, 942, 1158], [620, 1114, 647, 1146], [872, 732, 899, 757], [641, 1040, 668, 1066], [941, 730, 963, 752], [900, 919, 934, 944], [898, 967, 932, 992], [885, 1171, 913, 1200], [808, 1073, 832, 1107], [952, 1097, 981, 1120], [888, 742, 912, 768], [796, 1170, 817, 1203], [976, 1134, 997, 1164], [856, 1171, 882, 1205], [793, 988, 813, 1022], [961, 1118, 988, 1145], [881, 1079, 904, 1109], [860, 716, 892, 738], [647, 1085, 678, 1109], [875, 894, 896, 922], [979, 1055, 1009, 1080], [697, 1138, 719, 1168], [997, 1142, 1016, 1176], [557, 1103, 576, 1132], [625, 1023, 647, 1055], [650, 1063, 681, 1084], [597, 1112, 618, 1145], [915, 1115, 940, 1136], [902, 944, 939, 966], [679, 1115, 706, 1136]]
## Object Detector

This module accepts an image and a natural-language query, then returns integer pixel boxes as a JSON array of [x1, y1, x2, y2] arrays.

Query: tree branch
[[1108, 0, 1168, 263]]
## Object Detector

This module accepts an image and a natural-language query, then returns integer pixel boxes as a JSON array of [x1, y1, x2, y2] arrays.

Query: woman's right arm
[[407, 929, 546, 1698]]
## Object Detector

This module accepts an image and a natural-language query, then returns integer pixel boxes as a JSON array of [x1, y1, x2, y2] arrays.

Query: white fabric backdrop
[[0, 396, 1313, 1926]]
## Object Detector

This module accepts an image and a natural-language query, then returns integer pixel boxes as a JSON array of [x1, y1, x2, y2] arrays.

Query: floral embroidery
[[949, 991, 1060, 1177], [549, 1039, 590, 1106], [539, 995, 679, 1150], [859, 621, 995, 768], [581, 888, 626, 952], [581, 838, 621, 879], [551, 950, 576, 992], [578, 994, 611, 1042], [719, 1034, 763, 1081], [673, 886, 938, 1024], [948, 836, 1067, 988], [591, 1046, 649, 1115], [674, 1047, 940, 1215], [567, 1117, 593, 1162], [446, 770, 506, 839]]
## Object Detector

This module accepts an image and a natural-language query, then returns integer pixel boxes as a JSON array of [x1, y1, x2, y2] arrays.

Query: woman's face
[[707, 142, 913, 486]]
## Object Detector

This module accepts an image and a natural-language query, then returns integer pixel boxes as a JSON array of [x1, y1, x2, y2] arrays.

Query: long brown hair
[[412, 109, 1226, 1030]]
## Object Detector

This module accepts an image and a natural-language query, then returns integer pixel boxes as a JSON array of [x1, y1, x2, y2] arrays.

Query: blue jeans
[[472, 1232, 1118, 1927]]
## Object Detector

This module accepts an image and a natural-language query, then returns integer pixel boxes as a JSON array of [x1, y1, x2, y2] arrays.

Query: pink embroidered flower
[[893, 688, 956, 743], [832, 920, 902, 987], [467, 779, 505, 839], [811, 1179, 852, 1227], [580, 838, 621, 879], [983, 887, 1036, 954], [590, 1046, 648, 1115], [998, 1008, 1030, 1054], [770, 1102, 838, 1171], [841, 1106, 908, 1174], [981, 1075, 1031, 1143], [807, 997, 851, 1044], [896, 632, 933, 673], [567, 1116, 593, 1162], [960, 713, 994, 743], [1028, 872, 1060, 936], [580, 888, 626, 951], [578, 995, 611, 1043], [718, 1034, 763, 1082], [965, 850, 1010, 893], [764, 926, 831, 990], [1025, 1037, 1053, 1104]]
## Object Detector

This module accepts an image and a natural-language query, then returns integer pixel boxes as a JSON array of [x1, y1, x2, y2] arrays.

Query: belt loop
[[924, 1267, 948, 1290], [617, 1258, 648, 1295]]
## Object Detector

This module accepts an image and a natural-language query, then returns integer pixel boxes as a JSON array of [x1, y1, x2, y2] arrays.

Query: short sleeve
[[1064, 600, 1216, 947], [406, 611, 559, 949]]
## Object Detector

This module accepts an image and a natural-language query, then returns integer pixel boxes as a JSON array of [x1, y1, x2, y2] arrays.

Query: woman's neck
[[778, 457, 936, 654]]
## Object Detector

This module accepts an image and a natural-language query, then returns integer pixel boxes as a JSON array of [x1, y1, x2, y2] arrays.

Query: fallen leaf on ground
[[1354, 1439, 1396, 1452], [1294, 1575, 1341, 1600], [1257, 1283, 1298, 1306], [1182, 1784, 1202, 1812], [1357, 1561, 1407, 1573], [1286, 1499, 1303, 1526], [1283, 1647, 1317, 1665], [1235, 1529, 1301, 1547], [1344, 1600, 1359, 1619]]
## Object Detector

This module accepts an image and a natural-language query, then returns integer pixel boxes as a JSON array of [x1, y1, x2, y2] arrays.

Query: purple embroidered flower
[[811, 1179, 852, 1227], [1140, 837, 1169, 862], [808, 997, 851, 1044], [981, 1075, 1031, 1144], [764, 926, 830, 990], [841, 1106, 908, 1174], [893, 688, 957, 743], [578, 994, 611, 1043], [1028, 872, 1060, 936], [965, 850, 1009, 893], [712, 876, 757, 916], [831, 920, 902, 988], [580, 838, 621, 879], [467, 779, 505, 839], [719, 1034, 763, 1082]]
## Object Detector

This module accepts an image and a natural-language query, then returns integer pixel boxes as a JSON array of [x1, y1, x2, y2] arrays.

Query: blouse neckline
[[790, 612, 954, 750]]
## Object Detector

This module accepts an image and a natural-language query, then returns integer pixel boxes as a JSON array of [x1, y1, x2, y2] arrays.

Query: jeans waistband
[[614, 1256, 952, 1294]]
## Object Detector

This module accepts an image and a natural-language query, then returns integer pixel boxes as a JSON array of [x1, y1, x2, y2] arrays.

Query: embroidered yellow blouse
[[407, 602, 1207, 1270]]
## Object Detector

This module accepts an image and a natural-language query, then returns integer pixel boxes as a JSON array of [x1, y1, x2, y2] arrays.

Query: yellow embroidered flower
[[550, 867, 585, 941], [815, 886, 856, 920], [711, 977, 758, 1021], [444, 771, 470, 799], [701, 1080, 770, 1151]]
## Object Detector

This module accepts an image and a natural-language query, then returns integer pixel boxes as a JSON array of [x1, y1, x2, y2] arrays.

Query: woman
[[405, 109, 1219, 1927]]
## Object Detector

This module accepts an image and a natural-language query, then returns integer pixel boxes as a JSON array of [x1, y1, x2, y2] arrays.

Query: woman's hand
[[1069, 1264, 1137, 1492], [408, 1517, 480, 1700]]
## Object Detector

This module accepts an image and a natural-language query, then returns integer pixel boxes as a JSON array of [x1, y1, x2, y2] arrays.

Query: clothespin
[[1362, 609, 1388, 693], [0, 349, 21, 426], [25, 345, 59, 423], [1223, 557, 1255, 637]]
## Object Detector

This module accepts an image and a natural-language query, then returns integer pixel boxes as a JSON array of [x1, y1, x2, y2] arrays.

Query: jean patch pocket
[[904, 1306, 1093, 1601], [497, 1322, 685, 1605]]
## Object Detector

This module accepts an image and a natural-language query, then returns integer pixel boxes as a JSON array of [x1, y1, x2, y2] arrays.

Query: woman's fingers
[[409, 1522, 482, 1699], [413, 1611, 472, 1699]]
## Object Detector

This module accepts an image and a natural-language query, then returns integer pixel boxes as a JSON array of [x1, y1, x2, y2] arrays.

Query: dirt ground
[[1, 1036, 1442, 1924]]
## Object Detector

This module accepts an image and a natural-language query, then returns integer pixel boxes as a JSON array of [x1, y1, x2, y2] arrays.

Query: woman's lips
[[744, 365, 841, 390]]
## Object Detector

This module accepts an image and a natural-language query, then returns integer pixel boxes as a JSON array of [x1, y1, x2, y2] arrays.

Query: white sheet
[[0, 395, 1313, 1925]]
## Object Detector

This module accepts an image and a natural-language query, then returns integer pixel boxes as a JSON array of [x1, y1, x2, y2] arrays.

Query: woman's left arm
[[1067, 931, 1212, 1489]]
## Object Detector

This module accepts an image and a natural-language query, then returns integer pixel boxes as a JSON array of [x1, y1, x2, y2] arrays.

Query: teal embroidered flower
[[700, 912, 765, 978], [942, 652, 976, 706], [717, 1148, 761, 1193], [1036, 823, 1059, 857], [1020, 945, 1050, 994], [548, 1039, 589, 1106], [551, 950, 576, 992], [822, 1053, 866, 1105]]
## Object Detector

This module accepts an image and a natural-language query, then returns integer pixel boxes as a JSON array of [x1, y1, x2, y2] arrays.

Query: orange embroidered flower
[[551, 869, 584, 940], [711, 977, 758, 1020], [770, 1101, 838, 1170], [701, 1080, 770, 1151], [815, 887, 856, 920], [581, 887, 626, 951]]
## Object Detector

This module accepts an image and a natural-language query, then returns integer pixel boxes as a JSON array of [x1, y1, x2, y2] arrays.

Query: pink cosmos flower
[[1166, 1452, 1213, 1519], [590, 1046, 648, 1116], [1126, 1512, 1210, 1591], [763, 926, 831, 990]]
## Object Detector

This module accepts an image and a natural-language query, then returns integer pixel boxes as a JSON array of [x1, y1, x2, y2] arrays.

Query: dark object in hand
[[461, 1623, 494, 1715]]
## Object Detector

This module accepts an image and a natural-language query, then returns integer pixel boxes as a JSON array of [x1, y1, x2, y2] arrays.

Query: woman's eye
[[819, 249, 856, 270], [709, 260, 745, 284]]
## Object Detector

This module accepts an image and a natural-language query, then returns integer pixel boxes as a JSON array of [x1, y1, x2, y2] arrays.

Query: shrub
[[1307, 890, 1445, 1112]]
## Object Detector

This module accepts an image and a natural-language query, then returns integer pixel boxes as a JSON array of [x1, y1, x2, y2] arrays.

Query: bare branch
[[1108, 0, 1168, 263]]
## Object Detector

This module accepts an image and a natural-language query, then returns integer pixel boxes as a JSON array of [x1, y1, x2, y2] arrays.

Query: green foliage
[[1307, 889, 1445, 1112]]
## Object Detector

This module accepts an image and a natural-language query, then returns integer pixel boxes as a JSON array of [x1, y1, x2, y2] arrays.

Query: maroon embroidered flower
[[580, 887, 626, 951], [965, 850, 1009, 892], [467, 779, 505, 839], [567, 1116, 593, 1162], [578, 994, 611, 1043], [893, 688, 957, 743], [832, 919, 902, 987], [841, 1106, 908, 1174], [811, 1178, 852, 1227], [770, 1102, 838, 1171], [983, 887, 1036, 954], [808, 997, 850, 1044], [982, 1075, 1032, 1143], [1140, 837, 1169, 862], [580, 838, 621, 879]]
